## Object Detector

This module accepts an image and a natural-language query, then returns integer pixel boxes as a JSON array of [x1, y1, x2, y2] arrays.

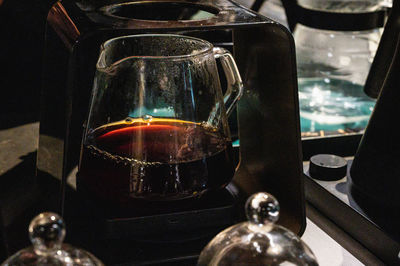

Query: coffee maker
[[34, 0, 305, 264], [350, 0, 400, 245]]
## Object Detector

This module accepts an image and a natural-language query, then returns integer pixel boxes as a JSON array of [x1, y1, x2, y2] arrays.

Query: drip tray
[[100, 189, 237, 242], [65, 186, 239, 265], [76, 185, 239, 242]]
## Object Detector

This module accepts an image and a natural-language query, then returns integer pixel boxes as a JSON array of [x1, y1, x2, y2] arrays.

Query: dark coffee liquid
[[78, 118, 234, 213]]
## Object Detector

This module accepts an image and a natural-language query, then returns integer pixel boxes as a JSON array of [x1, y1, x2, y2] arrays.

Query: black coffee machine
[[350, 0, 400, 244], [31, 0, 305, 264]]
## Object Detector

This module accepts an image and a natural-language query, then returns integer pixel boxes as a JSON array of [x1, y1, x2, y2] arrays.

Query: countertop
[[303, 218, 363, 266]]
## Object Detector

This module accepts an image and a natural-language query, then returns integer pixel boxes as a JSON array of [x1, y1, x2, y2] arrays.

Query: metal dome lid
[[197, 192, 319, 266], [2, 212, 103, 266]]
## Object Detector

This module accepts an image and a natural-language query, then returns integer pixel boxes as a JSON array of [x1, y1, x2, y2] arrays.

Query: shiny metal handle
[[213, 47, 244, 117]]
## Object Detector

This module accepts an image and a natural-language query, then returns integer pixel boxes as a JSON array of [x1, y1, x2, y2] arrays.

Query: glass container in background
[[294, 0, 389, 136]]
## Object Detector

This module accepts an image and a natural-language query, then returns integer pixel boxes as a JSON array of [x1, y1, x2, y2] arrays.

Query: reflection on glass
[[104, 2, 218, 21], [299, 78, 375, 133], [295, 23, 380, 137]]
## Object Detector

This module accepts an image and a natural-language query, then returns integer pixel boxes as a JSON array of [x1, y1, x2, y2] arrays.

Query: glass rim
[[100, 1, 220, 23], [99, 34, 214, 69]]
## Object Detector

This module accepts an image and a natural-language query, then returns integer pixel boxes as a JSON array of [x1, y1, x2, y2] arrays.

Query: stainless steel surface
[[304, 160, 400, 265], [305, 205, 383, 266]]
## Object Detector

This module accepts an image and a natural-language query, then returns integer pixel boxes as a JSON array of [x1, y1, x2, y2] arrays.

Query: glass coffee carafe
[[294, 0, 386, 134], [77, 34, 243, 213]]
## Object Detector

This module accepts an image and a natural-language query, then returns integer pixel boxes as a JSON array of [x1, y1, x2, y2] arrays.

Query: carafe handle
[[213, 47, 244, 117]]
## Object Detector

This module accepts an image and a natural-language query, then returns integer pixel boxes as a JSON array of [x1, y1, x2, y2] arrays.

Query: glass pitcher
[[294, 0, 387, 135], [77, 34, 243, 210]]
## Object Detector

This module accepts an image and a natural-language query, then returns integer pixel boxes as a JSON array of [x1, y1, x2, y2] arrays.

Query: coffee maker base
[[76, 185, 239, 242]]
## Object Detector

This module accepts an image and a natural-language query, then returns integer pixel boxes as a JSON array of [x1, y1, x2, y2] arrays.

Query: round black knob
[[309, 154, 347, 181]]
